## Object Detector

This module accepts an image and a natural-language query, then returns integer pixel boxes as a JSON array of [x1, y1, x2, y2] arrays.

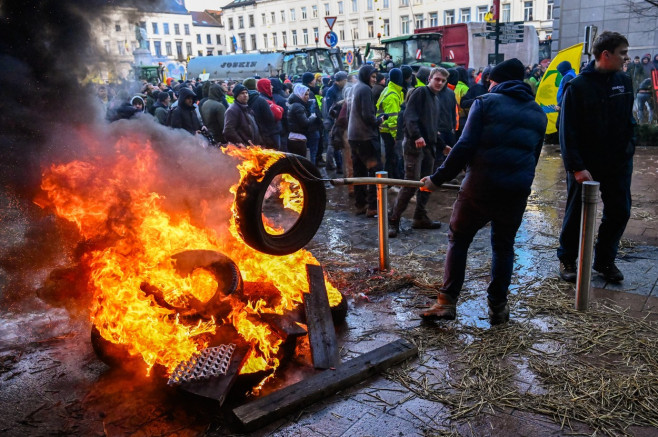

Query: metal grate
[[168, 344, 236, 386]]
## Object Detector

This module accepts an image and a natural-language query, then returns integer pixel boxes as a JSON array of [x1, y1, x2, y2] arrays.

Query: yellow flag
[[535, 43, 583, 134]]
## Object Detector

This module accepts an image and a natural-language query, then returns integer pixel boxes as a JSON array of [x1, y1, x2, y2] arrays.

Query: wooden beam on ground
[[304, 264, 339, 369], [232, 338, 418, 432]]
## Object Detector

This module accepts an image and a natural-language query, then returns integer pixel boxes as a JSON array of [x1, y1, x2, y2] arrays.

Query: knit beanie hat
[[293, 83, 309, 99], [302, 72, 315, 85], [489, 58, 525, 83], [447, 68, 459, 86], [257, 78, 272, 97], [243, 77, 257, 90], [389, 68, 403, 87], [232, 84, 247, 98], [334, 71, 348, 82], [415, 66, 431, 85], [557, 61, 572, 75]]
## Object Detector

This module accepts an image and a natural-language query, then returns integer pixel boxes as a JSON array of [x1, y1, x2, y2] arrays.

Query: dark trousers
[[390, 140, 437, 221], [441, 192, 528, 306], [381, 132, 403, 179], [350, 138, 383, 210], [557, 165, 632, 266]]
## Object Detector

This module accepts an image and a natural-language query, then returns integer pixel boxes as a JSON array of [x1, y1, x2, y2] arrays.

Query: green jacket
[[455, 81, 469, 117], [375, 82, 404, 137]]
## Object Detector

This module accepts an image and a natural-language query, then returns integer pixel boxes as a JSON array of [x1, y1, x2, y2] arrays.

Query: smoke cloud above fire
[[0, 1, 240, 306]]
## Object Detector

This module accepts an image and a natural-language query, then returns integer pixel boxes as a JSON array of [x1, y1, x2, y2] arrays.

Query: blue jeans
[[557, 164, 632, 266], [441, 191, 527, 306], [307, 130, 321, 165]]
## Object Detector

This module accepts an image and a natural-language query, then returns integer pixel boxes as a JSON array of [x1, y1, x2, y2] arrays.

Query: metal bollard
[[575, 181, 600, 311], [376, 171, 390, 271]]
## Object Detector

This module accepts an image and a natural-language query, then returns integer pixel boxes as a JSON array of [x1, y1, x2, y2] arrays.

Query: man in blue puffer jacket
[[418, 58, 548, 325]]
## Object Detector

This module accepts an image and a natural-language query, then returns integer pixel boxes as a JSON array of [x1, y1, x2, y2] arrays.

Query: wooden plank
[[232, 338, 418, 432], [258, 313, 307, 340], [304, 264, 340, 369]]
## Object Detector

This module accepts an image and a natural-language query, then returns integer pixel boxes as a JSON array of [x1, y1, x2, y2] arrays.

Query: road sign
[[324, 31, 338, 47], [346, 50, 354, 65], [325, 16, 337, 30]]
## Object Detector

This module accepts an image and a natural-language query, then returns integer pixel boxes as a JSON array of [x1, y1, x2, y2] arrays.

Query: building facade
[[219, 0, 555, 55], [553, 0, 658, 60]]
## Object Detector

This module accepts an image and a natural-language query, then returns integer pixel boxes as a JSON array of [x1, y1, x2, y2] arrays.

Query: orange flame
[[40, 135, 341, 379]]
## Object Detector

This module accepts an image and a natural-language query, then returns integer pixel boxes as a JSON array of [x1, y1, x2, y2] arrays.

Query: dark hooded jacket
[[430, 80, 547, 199], [270, 78, 289, 135], [287, 92, 321, 137], [461, 66, 491, 113], [404, 83, 443, 147], [348, 65, 380, 141], [247, 84, 278, 148], [168, 87, 201, 134], [200, 84, 226, 143], [559, 60, 635, 174]]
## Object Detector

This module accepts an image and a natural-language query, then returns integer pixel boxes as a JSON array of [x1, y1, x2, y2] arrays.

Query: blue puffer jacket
[[430, 80, 547, 198]]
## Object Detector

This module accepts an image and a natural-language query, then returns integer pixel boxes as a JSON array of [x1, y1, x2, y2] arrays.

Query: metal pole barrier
[[376, 171, 390, 271], [575, 181, 600, 311]]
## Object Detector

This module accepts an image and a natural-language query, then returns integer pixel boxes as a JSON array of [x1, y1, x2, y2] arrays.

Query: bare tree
[[623, 0, 658, 18]]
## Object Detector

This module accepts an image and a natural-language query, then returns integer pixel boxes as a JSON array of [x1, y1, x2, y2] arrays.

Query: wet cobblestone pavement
[[1, 144, 657, 436]]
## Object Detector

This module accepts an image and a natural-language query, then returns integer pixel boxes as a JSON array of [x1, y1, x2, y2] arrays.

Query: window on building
[[251, 34, 257, 50], [263, 33, 268, 48], [444, 10, 455, 25], [196, 34, 201, 44], [502, 3, 511, 22], [282, 31, 287, 47], [199, 50, 203, 56], [303, 29, 308, 44], [339, 29, 345, 40], [383, 0, 389, 7], [367, 0, 373, 11], [401, 16, 410, 34], [165, 41, 172, 56], [154, 41, 162, 57], [228, 17, 234, 30], [115, 22, 121, 32], [338, 2, 344, 14], [207, 49, 213, 56], [367, 21, 374, 38], [352, 0, 358, 12], [414, 14, 424, 29], [312, 5, 318, 18], [414, 0, 422, 4], [238, 16, 244, 28], [429, 12, 438, 26], [301, 7, 307, 20], [273, 32, 278, 47], [271, 12, 276, 23], [281, 10, 285, 22], [460, 8, 471, 23], [216, 34, 221, 44], [351, 22, 359, 39], [314, 27, 319, 40], [262, 13, 266, 25], [239, 33, 246, 50], [292, 30, 298, 45], [184, 24, 190, 35], [547, 0, 554, 20], [152, 22, 158, 34], [174, 23, 180, 35], [249, 14, 254, 27], [206, 34, 211, 44], [104, 40, 110, 53], [163, 23, 169, 34], [176, 41, 183, 59], [477, 6, 487, 21], [290, 8, 296, 21], [383, 19, 390, 36], [324, 4, 330, 16], [186, 42, 192, 56], [524, 1, 534, 21], [400, 0, 409, 6], [117, 41, 125, 55]]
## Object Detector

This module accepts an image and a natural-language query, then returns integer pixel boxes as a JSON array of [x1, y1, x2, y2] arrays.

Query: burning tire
[[234, 154, 326, 256]]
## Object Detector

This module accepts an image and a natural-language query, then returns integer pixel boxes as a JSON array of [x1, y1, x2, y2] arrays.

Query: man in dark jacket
[[223, 84, 258, 145], [323, 71, 348, 170], [302, 72, 324, 165], [557, 31, 635, 284], [461, 66, 491, 116], [168, 87, 203, 134], [348, 64, 385, 216], [254, 78, 281, 149], [419, 58, 547, 325], [389, 67, 449, 237], [270, 78, 289, 151], [200, 83, 226, 143]]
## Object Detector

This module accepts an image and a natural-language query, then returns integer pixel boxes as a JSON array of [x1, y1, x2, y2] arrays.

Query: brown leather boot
[[420, 293, 457, 320]]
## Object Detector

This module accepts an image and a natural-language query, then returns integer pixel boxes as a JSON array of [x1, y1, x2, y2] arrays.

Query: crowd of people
[[624, 53, 658, 124], [93, 30, 639, 325]]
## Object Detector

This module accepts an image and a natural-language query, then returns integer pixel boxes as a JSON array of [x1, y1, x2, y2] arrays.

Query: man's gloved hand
[[309, 114, 318, 122]]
